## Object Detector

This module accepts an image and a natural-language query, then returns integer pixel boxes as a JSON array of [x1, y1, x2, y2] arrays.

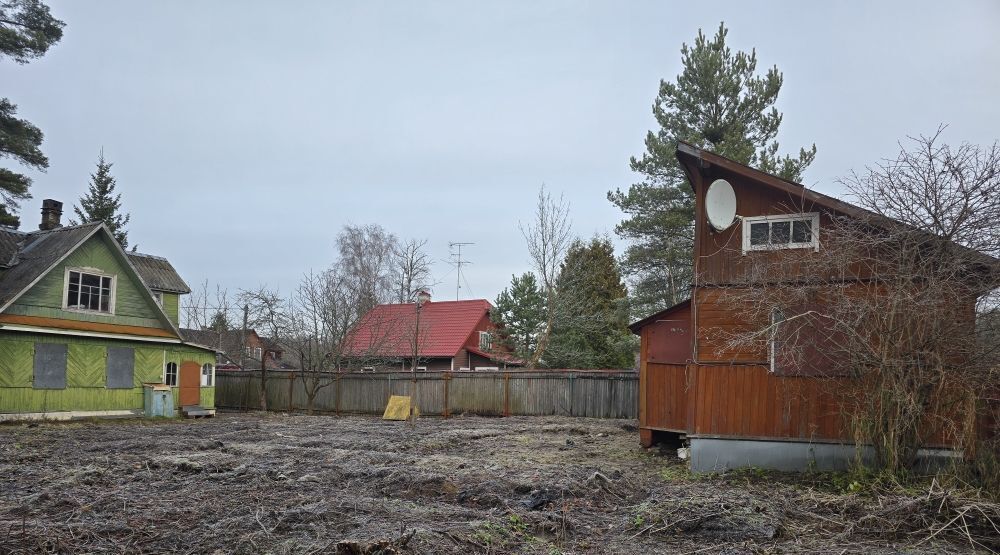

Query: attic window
[[479, 331, 493, 351], [152, 291, 163, 307], [64, 269, 115, 314], [742, 213, 819, 253]]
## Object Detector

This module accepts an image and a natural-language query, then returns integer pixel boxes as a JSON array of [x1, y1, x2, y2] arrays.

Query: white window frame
[[742, 213, 820, 254], [416, 366, 428, 372], [63, 267, 117, 315], [152, 291, 163, 307], [478, 331, 493, 351], [475, 366, 500, 372], [201, 363, 214, 387], [164, 361, 178, 386]]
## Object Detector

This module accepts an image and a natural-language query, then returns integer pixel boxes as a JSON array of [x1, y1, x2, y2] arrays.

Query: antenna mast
[[448, 242, 474, 300]]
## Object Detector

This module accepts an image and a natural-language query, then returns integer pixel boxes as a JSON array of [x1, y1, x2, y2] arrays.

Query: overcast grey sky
[[3, 0, 998, 309]]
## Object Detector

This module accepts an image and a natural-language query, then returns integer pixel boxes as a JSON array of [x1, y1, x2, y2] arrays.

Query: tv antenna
[[448, 242, 474, 300]]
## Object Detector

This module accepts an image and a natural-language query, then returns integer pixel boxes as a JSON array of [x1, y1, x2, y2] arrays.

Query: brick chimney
[[39, 199, 63, 231]]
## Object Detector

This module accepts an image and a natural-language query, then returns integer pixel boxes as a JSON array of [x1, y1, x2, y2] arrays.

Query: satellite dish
[[705, 179, 737, 231]]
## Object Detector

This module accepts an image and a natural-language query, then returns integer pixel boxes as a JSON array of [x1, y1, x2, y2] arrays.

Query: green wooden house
[[0, 200, 216, 420]]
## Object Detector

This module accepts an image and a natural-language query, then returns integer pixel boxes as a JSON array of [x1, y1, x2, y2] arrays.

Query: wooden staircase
[[180, 405, 216, 418]]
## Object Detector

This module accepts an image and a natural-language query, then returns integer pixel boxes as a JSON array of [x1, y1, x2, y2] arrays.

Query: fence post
[[443, 372, 450, 419], [569, 373, 575, 417], [335, 373, 342, 416], [288, 372, 294, 412], [503, 372, 510, 417]]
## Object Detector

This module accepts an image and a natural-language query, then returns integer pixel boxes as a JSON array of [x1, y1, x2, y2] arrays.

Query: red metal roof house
[[345, 296, 520, 371]]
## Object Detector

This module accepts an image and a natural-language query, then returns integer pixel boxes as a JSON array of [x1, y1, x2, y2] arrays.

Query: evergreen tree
[[492, 272, 546, 362], [209, 311, 231, 333], [608, 22, 816, 318], [0, 0, 65, 227], [545, 237, 635, 369], [72, 152, 133, 248]]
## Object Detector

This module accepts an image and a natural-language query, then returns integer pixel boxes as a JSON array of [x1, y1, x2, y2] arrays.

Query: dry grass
[[0, 413, 996, 554]]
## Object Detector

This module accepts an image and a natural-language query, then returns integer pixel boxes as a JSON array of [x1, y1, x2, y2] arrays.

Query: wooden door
[[179, 361, 201, 406]]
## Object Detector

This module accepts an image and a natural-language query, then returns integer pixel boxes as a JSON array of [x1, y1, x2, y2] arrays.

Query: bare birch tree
[[520, 185, 573, 368], [336, 224, 398, 314], [717, 128, 1000, 475], [394, 238, 432, 303]]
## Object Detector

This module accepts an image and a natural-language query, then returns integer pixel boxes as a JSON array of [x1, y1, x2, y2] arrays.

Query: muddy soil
[[0, 414, 988, 554]]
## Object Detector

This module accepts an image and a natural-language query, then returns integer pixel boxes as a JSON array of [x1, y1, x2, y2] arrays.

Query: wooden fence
[[215, 370, 637, 419]]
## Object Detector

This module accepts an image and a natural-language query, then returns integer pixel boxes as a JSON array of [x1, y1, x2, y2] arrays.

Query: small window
[[65, 269, 115, 313], [742, 213, 819, 253], [151, 291, 163, 307], [201, 363, 214, 386], [769, 308, 785, 373], [362, 366, 375, 372], [479, 331, 493, 351], [165, 362, 178, 386], [475, 366, 499, 372], [416, 366, 427, 372], [254, 347, 262, 360]]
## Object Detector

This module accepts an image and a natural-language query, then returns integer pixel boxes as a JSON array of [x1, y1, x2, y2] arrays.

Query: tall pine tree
[[609, 22, 816, 318], [0, 0, 65, 227], [73, 152, 133, 249]]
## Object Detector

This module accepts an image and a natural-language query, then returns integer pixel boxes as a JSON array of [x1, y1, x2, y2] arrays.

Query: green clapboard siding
[[67, 344, 106, 388], [162, 293, 179, 325], [134, 347, 163, 386], [0, 330, 216, 414], [0, 388, 143, 413], [0, 339, 33, 387], [8, 232, 167, 329]]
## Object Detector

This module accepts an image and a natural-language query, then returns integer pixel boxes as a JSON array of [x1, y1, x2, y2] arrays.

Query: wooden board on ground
[[383, 395, 413, 421]]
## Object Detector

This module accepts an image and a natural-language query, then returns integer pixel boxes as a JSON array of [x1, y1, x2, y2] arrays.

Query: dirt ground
[[0, 413, 995, 554]]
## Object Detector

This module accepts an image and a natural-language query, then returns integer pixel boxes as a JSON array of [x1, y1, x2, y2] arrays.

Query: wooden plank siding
[[688, 364, 847, 441], [7, 233, 167, 330], [643, 363, 688, 431]]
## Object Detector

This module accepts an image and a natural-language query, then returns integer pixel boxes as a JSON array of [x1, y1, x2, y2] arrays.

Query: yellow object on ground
[[383, 395, 413, 421]]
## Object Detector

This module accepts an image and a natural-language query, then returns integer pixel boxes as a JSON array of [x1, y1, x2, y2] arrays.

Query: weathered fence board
[[216, 370, 637, 419]]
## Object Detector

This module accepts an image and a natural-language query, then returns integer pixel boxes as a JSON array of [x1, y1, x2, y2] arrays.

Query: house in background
[[345, 295, 519, 371], [631, 143, 994, 472], [180, 327, 295, 370], [0, 200, 217, 420]]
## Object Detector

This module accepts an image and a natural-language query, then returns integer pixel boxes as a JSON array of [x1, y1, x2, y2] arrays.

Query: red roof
[[345, 299, 493, 358]]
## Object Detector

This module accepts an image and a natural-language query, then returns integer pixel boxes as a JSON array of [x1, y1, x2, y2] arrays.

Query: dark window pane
[[792, 219, 812, 243], [771, 221, 791, 244], [82, 273, 101, 287], [67, 286, 79, 307], [69, 271, 80, 286], [102, 276, 111, 289], [750, 222, 769, 245], [100, 295, 109, 312]]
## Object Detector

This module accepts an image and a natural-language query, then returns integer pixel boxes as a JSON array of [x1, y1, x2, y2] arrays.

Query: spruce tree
[[492, 272, 546, 362], [73, 152, 133, 249], [545, 237, 635, 369], [608, 22, 816, 318], [0, 0, 65, 227]]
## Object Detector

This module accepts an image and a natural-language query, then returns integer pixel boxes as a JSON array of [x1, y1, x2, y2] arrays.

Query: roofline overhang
[[629, 298, 691, 335]]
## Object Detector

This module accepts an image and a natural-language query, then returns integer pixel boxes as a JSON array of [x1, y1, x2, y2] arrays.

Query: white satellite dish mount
[[705, 178, 737, 232]]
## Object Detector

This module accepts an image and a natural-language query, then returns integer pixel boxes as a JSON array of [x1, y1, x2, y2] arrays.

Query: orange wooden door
[[179, 361, 201, 406]]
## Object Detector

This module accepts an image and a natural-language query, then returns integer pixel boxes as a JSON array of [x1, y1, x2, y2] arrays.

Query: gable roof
[[127, 252, 191, 294], [0, 222, 190, 341], [675, 141, 1000, 273], [0, 223, 104, 307], [345, 299, 492, 358]]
